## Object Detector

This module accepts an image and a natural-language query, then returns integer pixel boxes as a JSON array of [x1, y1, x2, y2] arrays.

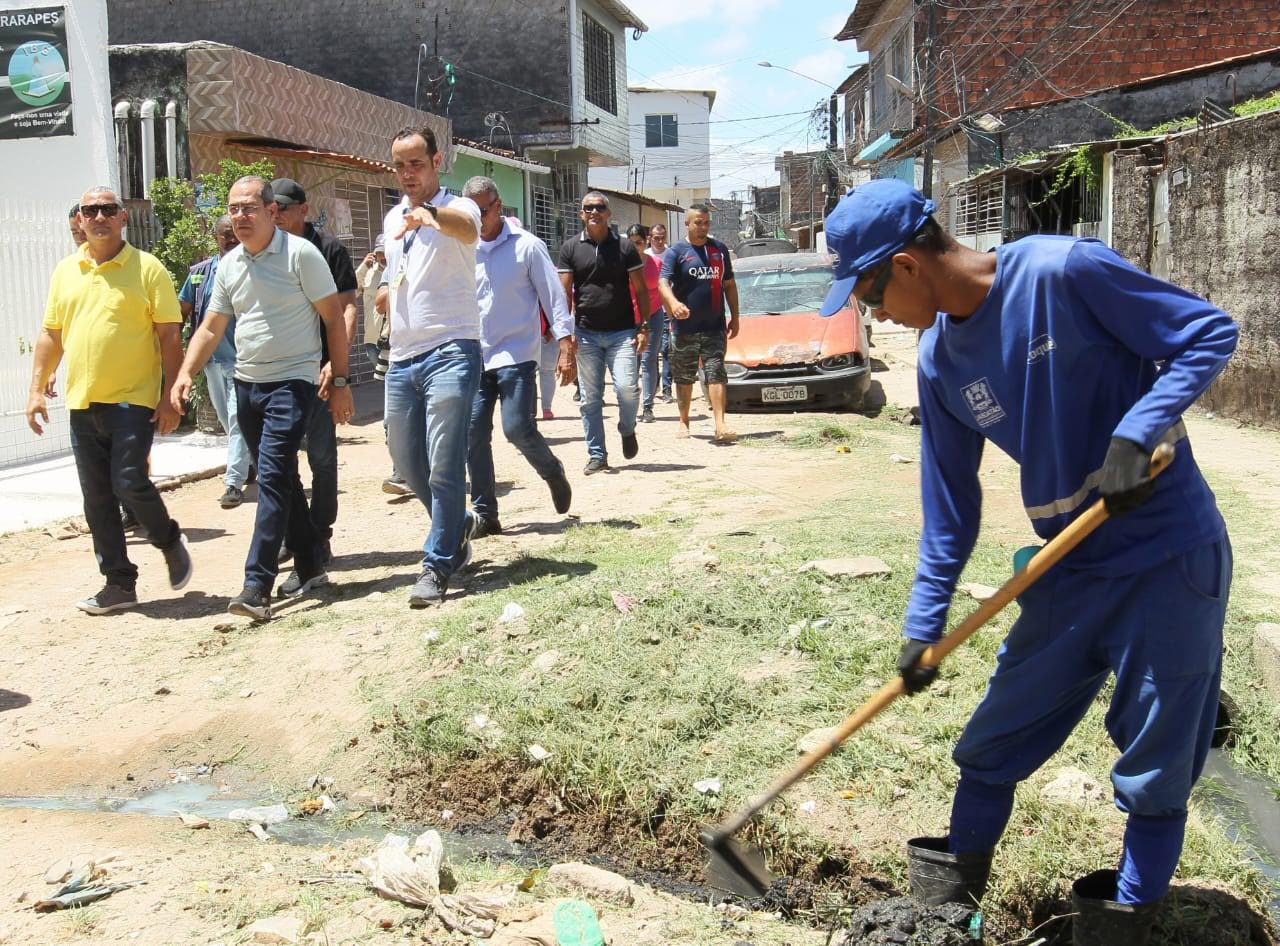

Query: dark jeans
[[69, 403, 180, 589], [236, 379, 322, 593], [467, 361, 565, 521], [302, 395, 338, 541]]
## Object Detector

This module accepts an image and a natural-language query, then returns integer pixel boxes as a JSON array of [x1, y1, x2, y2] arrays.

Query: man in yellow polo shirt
[[26, 185, 194, 615]]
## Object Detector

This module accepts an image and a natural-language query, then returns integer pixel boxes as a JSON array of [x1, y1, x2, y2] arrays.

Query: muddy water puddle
[[1199, 750, 1280, 917]]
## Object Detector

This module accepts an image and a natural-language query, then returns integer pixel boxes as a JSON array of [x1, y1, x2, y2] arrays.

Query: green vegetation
[[1232, 89, 1280, 117], [316, 427, 1280, 940]]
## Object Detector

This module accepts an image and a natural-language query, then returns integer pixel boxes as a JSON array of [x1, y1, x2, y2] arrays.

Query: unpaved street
[[2, 325, 1278, 944]]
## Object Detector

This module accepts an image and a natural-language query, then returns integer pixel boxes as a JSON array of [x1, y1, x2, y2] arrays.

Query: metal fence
[[0, 198, 73, 467]]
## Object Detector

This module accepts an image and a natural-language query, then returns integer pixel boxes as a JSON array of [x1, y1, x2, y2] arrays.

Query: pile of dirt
[[746, 877, 817, 918], [837, 897, 978, 946]]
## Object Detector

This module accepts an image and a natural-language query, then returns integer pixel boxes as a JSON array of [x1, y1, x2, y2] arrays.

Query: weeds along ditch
[[364, 420, 1278, 943]]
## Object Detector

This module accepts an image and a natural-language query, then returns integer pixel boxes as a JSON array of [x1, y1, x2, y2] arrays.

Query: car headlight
[[725, 362, 748, 379], [817, 354, 852, 371]]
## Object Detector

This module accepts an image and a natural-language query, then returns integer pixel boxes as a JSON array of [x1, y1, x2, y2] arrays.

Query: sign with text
[[0, 6, 72, 139]]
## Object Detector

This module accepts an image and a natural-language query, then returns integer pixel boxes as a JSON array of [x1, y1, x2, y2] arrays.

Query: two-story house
[[590, 86, 716, 207], [106, 0, 648, 255]]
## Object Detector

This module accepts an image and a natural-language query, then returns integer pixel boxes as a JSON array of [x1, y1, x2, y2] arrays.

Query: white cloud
[[624, 0, 781, 31], [707, 30, 750, 57], [788, 48, 849, 91]]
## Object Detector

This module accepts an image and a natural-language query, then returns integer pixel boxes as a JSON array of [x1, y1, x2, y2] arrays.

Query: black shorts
[[670, 331, 727, 385]]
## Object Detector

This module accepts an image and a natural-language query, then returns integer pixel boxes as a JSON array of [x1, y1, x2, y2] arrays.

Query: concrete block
[[1254, 622, 1280, 701]]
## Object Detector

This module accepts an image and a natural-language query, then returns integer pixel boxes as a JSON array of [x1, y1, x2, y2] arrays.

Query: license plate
[[761, 385, 808, 403]]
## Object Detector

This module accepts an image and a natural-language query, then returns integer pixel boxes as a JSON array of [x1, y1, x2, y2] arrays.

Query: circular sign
[[8, 40, 66, 107]]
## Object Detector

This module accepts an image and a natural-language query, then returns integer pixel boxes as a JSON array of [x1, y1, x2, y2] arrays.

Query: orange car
[[725, 252, 872, 412]]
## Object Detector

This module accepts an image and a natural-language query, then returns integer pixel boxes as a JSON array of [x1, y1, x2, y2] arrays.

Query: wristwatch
[[425, 204, 439, 220], [331, 376, 349, 388]]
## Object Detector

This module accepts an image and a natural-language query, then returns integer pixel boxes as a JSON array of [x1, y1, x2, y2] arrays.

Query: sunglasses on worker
[[856, 259, 894, 310], [79, 203, 121, 218]]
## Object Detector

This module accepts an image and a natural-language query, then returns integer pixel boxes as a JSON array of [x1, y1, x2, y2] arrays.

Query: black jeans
[[302, 394, 338, 541], [69, 403, 180, 589], [236, 379, 322, 593]]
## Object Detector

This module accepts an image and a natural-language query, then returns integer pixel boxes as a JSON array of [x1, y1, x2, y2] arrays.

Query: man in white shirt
[[461, 176, 575, 535], [382, 125, 483, 607]]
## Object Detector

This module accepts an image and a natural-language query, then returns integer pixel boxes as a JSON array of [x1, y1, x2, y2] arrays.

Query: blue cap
[[819, 179, 935, 316]]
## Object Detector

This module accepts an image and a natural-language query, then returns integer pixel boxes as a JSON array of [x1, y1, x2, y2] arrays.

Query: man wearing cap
[[271, 179, 358, 578], [179, 214, 250, 508], [821, 179, 1235, 943], [357, 234, 388, 369]]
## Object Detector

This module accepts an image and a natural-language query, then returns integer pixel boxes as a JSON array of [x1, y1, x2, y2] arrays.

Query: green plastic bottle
[[1012, 545, 1040, 575], [554, 900, 605, 946]]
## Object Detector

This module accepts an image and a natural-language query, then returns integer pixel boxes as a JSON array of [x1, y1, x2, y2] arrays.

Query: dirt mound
[[837, 897, 978, 946], [746, 877, 817, 917]]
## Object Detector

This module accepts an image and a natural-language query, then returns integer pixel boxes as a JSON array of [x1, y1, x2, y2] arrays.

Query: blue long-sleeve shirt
[[903, 236, 1237, 642], [475, 218, 573, 371]]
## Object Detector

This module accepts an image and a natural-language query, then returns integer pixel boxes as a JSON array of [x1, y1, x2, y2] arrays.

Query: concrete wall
[[591, 88, 713, 199], [106, 0, 576, 152], [1110, 111, 1280, 427], [441, 152, 528, 223], [0, 0, 115, 467]]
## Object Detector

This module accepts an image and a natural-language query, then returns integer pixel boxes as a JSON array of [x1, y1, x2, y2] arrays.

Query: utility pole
[[920, 0, 937, 197]]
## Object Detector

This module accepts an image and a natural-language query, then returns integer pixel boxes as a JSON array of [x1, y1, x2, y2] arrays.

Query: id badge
[[390, 263, 406, 290]]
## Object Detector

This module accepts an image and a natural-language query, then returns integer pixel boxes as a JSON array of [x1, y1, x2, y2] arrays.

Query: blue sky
[[622, 0, 864, 199]]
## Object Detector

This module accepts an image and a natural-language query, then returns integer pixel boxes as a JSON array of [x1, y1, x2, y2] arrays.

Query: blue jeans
[[204, 358, 251, 488], [575, 327, 639, 461], [467, 361, 565, 521], [69, 403, 181, 589], [235, 379, 322, 593], [302, 396, 338, 541], [385, 339, 481, 580], [640, 310, 667, 409]]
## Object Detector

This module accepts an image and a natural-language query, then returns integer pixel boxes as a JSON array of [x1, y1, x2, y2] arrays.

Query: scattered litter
[[154, 687, 171, 696], [358, 831, 444, 907], [228, 804, 289, 825], [48, 519, 89, 541], [798, 799, 817, 814], [498, 602, 526, 624], [349, 787, 392, 811], [797, 557, 891, 579], [34, 879, 143, 912], [320, 794, 336, 812], [553, 900, 607, 946], [1041, 766, 1108, 807], [890, 453, 916, 463], [547, 863, 634, 906], [421, 630, 440, 644], [610, 590, 633, 614], [307, 774, 334, 791], [526, 744, 552, 762], [433, 885, 517, 938], [213, 622, 236, 633], [693, 777, 722, 795], [531, 650, 562, 673], [441, 809, 454, 821], [246, 823, 272, 842], [959, 582, 998, 602], [835, 444, 852, 453], [177, 812, 210, 829]]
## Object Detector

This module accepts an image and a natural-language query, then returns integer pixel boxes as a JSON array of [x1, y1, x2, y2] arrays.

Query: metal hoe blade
[[699, 828, 775, 898]]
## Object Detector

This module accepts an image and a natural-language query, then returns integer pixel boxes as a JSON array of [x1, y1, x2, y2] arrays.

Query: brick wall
[[926, 0, 1280, 122], [107, 0, 575, 148]]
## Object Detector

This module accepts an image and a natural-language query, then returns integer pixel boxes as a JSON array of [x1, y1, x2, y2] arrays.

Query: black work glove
[[1098, 436, 1156, 517], [897, 639, 939, 694]]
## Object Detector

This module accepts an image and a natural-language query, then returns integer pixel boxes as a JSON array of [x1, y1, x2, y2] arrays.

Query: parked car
[[724, 252, 871, 412], [732, 237, 798, 259]]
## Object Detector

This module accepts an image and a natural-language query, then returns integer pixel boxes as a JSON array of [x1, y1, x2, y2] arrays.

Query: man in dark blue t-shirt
[[658, 204, 739, 443]]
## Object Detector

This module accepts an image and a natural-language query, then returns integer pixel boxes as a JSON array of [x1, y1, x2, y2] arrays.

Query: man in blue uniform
[[820, 179, 1236, 945]]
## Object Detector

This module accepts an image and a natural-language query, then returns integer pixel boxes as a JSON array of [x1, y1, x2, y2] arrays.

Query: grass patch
[[376, 465, 1276, 940]]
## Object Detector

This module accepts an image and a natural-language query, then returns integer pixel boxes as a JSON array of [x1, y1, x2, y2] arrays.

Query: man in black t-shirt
[[272, 179, 358, 581], [556, 191, 650, 475]]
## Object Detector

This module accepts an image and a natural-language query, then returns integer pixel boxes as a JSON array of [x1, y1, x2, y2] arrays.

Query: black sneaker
[[641, 408, 655, 423], [409, 568, 446, 608], [219, 485, 244, 508], [622, 433, 639, 460], [472, 517, 503, 538], [229, 586, 271, 620], [163, 534, 193, 590], [120, 506, 139, 533], [246, 465, 257, 485], [278, 568, 331, 599], [548, 472, 572, 514], [76, 583, 137, 615], [583, 457, 608, 476], [278, 545, 293, 565]]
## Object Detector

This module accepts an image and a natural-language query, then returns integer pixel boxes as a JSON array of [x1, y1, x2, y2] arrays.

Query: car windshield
[[735, 265, 837, 315]]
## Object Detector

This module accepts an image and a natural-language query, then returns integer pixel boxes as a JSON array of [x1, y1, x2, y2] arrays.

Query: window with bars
[[582, 13, 617, 114], [531, 180, 556, 252], [645, 114, 678, 148], [953, 177, 1005, 237]]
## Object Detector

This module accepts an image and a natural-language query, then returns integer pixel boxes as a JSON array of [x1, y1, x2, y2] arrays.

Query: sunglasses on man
[[79, 203, 121, 218], [580, 204, 609, 214]]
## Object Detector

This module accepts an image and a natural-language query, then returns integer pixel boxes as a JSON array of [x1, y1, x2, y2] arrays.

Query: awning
[[857, 131, 901, 162], [229, 141, 394, 175]]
